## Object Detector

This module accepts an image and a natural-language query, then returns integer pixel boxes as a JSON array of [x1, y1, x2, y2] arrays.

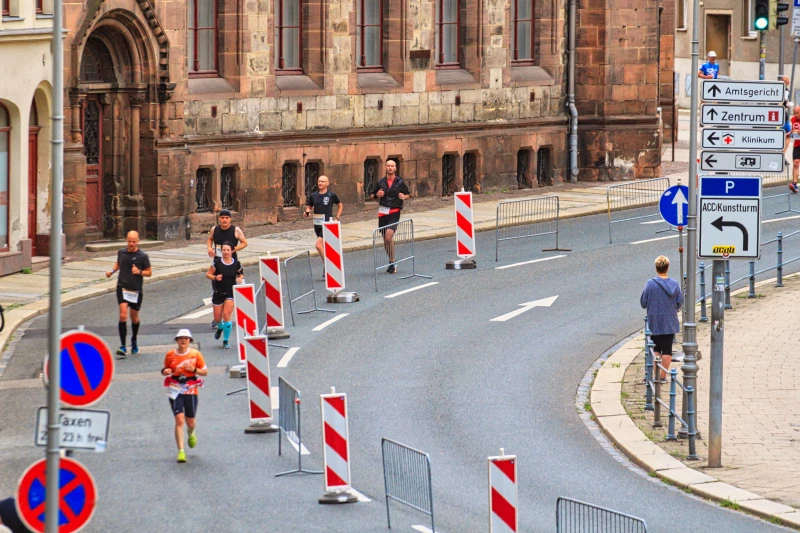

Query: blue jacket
[[640, 277, 683, 335]]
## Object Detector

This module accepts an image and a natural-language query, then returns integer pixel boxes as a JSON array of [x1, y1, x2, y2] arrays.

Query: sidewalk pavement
[[591, 275, 800, 528], [0, 171, 687, 358]]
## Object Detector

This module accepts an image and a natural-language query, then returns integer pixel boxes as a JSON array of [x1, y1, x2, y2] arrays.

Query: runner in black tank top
[[206, 210, 248, 328], [207, 242, 244, 349]]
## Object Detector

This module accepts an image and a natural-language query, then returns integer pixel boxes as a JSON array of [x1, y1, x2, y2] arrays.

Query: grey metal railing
[[276, 377, 322, 477], [372, 218, 431, 292], [761, 163, 799, 215], [556, 497, 648, 533], [606, 177, 671, 243], [495, 195, 567, 261], [642, 321, 699, 460], [283, 250, 334, 326], [381, 438, 435, 531]]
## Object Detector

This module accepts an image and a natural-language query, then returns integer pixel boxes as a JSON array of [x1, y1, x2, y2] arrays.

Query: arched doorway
[[28, 100, 39, 255]]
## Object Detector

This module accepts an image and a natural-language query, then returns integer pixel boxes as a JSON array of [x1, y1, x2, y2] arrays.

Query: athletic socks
[[118, 321, 127, 346], [131, 322, 140, 344], [222, 321, 233, 342]]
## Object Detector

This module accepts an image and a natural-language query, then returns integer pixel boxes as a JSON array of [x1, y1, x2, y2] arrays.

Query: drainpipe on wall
[[567, 0, 579, 182]]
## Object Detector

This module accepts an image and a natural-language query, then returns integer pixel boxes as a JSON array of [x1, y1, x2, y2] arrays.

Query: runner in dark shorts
[[304, 175, 343, 277], [106, 231, 152, 357], [207, 242, 243, 349], [369, 160, 410, 274], [640, 255, 684, 382]]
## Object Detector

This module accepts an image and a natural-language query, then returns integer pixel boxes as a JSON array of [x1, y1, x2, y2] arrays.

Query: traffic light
[[754, 0, 769, 30], [770, 0, 790, 29]]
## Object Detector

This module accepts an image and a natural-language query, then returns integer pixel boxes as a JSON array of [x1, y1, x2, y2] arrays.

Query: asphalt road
[[2, 198, 799, 533]]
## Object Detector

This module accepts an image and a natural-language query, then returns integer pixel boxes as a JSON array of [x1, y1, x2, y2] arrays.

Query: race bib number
[[378, 206, 391, 215], [167, 383, 184, 400], [215, 245, 222, 257], [791, 133, 800, 140], [313, 214, 325, 226], [122, 289, 139, 304]]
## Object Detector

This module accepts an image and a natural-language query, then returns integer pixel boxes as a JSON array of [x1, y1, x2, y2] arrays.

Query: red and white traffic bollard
[[259, 256, 289, 340], [322, 221, 359, 303], [232, 284, 258, 364], [319, 387, 358, 504], [446, 189, 477, 269], [242, 336, 278, 434], [489, 448, 518, 533]]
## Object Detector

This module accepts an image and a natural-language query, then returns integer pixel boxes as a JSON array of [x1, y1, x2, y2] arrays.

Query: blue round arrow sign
[[659, 185, 690, 227]]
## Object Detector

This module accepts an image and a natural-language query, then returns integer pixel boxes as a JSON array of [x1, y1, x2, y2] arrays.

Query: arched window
[[188, 0, 218, 75], [80, 38, 115, 83], [513, 0, 535, 64], [0, 104, 10, 251]]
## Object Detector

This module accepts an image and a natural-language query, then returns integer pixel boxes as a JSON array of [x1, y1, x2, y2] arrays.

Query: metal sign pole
[[759, 31, 766, 80], [45, 0, 65, 529], [682, 0, 701, 431], [708, 260, 726, 467]]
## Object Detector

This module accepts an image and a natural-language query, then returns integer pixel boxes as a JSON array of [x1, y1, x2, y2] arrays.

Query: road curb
[[590, 279, 800, 530]]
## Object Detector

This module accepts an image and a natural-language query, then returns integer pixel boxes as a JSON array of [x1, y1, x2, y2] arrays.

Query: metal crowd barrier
[[372, 218, 431, 292], [283, 250, 334, 325], [276, 377, 322, 477], [606, 177, 670, 243], [761, 163, 799, 215], [381, 438, 435, 531], [556, 497, 648, 533], [495, 195, 566, 261], [643, 321, 699, 460]]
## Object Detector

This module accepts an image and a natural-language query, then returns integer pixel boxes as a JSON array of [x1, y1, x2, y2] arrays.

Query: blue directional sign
[[698, 176, 762, 259], [659, 185, 690, 227]]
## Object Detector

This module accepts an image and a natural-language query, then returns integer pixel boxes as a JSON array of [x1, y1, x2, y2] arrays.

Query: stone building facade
[[0, 0, 54, 273], [56, 0, 671, 248]]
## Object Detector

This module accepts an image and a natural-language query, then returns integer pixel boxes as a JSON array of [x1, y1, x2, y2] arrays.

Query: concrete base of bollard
[[229, 364, 247, 378], [445, 259, 477, 270], [327, 292, 360, 303], [319, 490, 359, 504], [244, 422, 279, 434], [267, 327, 290, 340]]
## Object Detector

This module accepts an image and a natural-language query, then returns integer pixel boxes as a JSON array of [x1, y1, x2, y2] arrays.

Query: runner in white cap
[[162, 329, 207, 463], [698, 51, 719, 79]]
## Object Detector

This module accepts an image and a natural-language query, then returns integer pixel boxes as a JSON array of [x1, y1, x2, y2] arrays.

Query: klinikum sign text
[[700, 104, 785, 126]]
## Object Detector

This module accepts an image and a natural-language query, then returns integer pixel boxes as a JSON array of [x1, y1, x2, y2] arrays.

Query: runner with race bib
[[106, 231, 152, 357], [304, 175, 343, 279], [369, 160, 410, 274], [162, 329, 208, 463]]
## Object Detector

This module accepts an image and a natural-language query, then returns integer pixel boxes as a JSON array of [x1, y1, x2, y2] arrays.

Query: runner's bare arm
[[105, 261, 119, 278], [206, 264, 220, 281], [206, 226, 216, 257], [141, 266, 152, 277], [235, 227, 248, 251], [336, 202, 343, 219]]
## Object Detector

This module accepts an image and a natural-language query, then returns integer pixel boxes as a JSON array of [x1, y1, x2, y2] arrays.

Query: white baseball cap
[[175, 328, 193, 340], [707, 51, 717, 57]]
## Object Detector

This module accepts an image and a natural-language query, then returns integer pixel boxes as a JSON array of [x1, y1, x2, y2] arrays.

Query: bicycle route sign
[[698, 176, 762, 260], [16, 457, 97, 533], [43, 330, 115, 407]]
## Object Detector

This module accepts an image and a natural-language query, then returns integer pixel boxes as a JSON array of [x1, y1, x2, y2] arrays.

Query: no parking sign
[[44, 330, 115, 407], [15, 457, 97, 533]]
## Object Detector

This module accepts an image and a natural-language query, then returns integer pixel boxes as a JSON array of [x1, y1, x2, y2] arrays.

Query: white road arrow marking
[[671, 187, 688, 225], [490, 295, 558, 322]]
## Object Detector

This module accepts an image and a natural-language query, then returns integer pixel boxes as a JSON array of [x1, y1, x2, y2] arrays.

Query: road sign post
[[708, 260, 726, 467]]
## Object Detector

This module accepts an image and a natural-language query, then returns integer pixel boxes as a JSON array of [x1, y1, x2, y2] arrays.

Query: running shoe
[[791, 183, 799, 193], [131, 343, 139, 355], [214, 327, 222, 340], [210, 320, 217, 329], [223, 341, 231, 349], [177, 450, 186, 463], [116, 346, 127, 357], [188, 432, 197, 449], [386, 263, 396, 274]]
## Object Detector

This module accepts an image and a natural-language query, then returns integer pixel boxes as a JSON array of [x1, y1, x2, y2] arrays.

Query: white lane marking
[[312, 313, 350, 331], [183, 307, 214, 319], [640, 220, 665, 225], [630, 235, 679, 245], [349, 488, 371, 502], [764, 215, 800, 224], [412, 526, 442, 533], [495, 254, 566, 271], [384, 282, 439, 299], [287, 438, 311, 455], [271, 386, 279, 411], [490, 295, 558, 322], [277, 347, 300, 368]]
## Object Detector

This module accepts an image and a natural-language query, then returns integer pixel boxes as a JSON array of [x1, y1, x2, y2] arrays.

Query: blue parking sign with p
[[659, 185, 690, 227]]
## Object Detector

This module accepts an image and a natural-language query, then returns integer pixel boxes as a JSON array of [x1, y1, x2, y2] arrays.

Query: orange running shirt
[[163, 349, 207, 395]]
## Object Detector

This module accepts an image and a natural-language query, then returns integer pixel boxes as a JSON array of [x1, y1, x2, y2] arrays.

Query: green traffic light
[[755, 16, 769, 30]]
